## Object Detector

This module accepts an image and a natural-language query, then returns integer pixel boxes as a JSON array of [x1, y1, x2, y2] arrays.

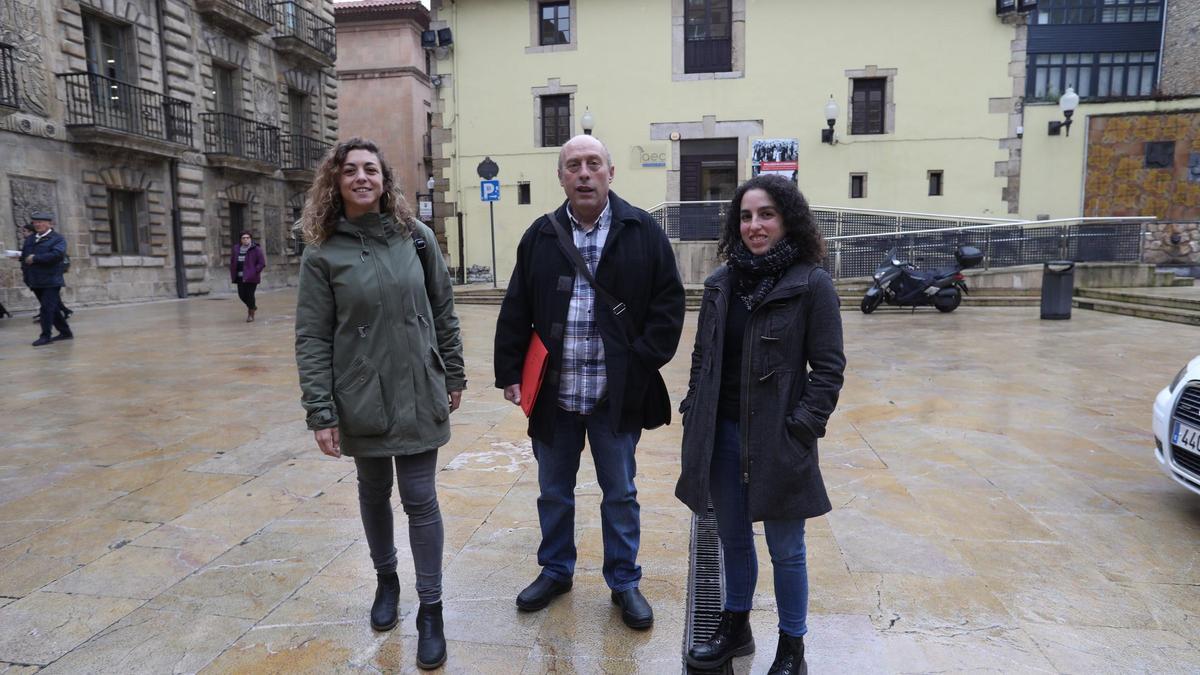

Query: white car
[[1153, 355, 1200, 496]]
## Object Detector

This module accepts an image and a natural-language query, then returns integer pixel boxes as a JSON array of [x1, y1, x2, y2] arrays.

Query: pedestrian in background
[[676, 174, 846, 674], [230, 231, 266, 322], [294, 137, 463, 670], [21, 211, 73, 346]]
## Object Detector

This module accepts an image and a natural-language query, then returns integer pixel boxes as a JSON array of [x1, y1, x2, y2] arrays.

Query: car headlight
[[1169, 365, 1189, 394]]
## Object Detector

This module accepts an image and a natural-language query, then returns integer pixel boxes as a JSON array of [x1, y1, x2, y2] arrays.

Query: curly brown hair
[[716, 174, 826, 264], [299, 137, 414, 246]]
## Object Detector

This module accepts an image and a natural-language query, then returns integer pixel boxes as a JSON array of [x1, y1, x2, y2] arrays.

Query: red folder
[[520, 331, 549, 418]]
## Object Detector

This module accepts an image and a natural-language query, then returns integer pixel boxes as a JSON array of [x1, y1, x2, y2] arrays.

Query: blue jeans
[[531, 407, 642, 591], [711, 417, 809, 636]]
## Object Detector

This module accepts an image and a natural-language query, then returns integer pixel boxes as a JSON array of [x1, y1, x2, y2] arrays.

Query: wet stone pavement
[[0, 289, 1198, 674]]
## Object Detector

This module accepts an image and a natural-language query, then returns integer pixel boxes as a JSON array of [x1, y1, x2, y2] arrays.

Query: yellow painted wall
[[1020, 97, 1200, 220], [435, 0, 1019, 281]]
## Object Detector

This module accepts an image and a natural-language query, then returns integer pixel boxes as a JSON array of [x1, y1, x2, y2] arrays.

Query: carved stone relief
[[9, 176, 58, 245], [0, 0, 50, 116], [255, 77, 278, 122]]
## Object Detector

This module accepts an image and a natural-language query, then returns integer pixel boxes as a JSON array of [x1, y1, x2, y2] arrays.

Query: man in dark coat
[[494, 135, 685, 629], [22, 211, 72, 346]]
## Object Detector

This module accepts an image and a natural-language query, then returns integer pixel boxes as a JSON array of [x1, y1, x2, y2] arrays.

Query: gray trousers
[[354, 450, 443, 604]]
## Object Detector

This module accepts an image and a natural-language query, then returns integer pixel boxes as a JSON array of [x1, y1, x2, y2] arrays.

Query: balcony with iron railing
[[57, 72, 193, 156], [271, 2, 336, 68], [197, 0, 273, 36], [1, 43, 19, 116], [200, 112, 281, 174], [280, 134, 330, 182]]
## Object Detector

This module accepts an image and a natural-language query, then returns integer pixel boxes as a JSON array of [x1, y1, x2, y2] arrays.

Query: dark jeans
[[236, 282, 258, 311], [711, 417, 809, 636], [355, 450, 444, 604], [35, 286, 71, 339], [531, 406, 642, 591]]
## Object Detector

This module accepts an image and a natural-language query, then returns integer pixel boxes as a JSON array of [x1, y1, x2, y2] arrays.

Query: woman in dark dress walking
[[230, 231, 266, 321]]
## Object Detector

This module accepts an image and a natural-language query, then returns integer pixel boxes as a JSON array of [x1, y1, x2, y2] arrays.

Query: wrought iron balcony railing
[[58, 72, 193, 145], [272, 2, 336, 63], [0, 43, 19, 109], [281, 134, 330, 172], [200, 112, 281, 165], [196, 0, 274, 35]]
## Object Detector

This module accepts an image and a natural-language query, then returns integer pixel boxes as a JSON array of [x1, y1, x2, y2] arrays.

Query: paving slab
[[1, 289, 1199, 672]]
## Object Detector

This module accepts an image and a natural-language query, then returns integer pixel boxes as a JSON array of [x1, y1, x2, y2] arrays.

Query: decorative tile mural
[[1084, 111, 1200, 222]]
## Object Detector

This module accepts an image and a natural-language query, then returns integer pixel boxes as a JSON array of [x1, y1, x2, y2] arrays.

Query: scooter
[[860, 245, 983, 314]]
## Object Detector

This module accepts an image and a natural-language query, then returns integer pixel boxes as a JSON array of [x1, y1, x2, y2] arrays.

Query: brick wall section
[[1161, 0, 1200, 97]]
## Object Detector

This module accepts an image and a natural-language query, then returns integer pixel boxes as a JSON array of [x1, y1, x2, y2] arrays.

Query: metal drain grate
[[682, 500, 732, 674]]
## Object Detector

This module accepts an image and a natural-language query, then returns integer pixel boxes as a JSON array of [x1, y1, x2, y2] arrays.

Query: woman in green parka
[[294, 138, 464, 670]]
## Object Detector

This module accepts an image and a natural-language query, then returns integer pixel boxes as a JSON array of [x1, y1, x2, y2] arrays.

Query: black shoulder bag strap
[[545, 211, 633, 342]]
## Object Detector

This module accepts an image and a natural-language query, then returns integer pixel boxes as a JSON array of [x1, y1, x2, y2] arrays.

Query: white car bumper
[[1154, 378, 1200, 497]]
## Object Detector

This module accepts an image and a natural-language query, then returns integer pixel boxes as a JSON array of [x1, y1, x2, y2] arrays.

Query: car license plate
[[1173, 420, 1200, 456]]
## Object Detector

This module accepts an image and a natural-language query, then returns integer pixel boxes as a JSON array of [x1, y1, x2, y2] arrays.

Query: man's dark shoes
[[415, 601, 447, 670], [51, 332, 72, 342], [31, 336, 52, 347], [370, 572, 401, 631], [515, 573, 572, 611], [767, 631, 807, 675], [611, 587, 654, 629], [687, 609, 754, 668]]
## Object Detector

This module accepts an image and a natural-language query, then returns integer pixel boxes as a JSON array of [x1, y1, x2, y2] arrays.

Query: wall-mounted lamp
[[430, 74, 443, 88], [581, 107, 594, 135], [1048, 86, 1080, 136], [427, 175, 436, 191], [821, 96, 839, 144]]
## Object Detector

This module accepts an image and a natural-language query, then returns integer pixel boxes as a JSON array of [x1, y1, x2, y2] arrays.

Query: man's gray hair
[[557, 135, 613, 171]]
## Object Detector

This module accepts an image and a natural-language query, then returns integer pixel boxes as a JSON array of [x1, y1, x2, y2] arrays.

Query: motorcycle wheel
[[934, 288, 961, 313], [861, 293, 882, 314]]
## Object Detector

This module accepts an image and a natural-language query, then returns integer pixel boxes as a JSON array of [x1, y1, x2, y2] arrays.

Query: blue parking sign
[[480, 180, 500, 202]]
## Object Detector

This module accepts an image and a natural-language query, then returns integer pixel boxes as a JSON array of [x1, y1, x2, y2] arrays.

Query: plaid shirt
[[558, 200, 612, 414]]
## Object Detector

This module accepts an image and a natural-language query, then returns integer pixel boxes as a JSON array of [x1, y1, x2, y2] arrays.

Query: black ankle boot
[[686, 609, 754, 668], [767, 630, 806, 675], [370, 572, 400, 631], [415, 601, 447, 670]]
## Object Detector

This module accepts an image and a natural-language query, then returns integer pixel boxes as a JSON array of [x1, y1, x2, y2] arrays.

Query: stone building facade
[[0, 0, 338, 312], [1161, 0, 1200, 97]]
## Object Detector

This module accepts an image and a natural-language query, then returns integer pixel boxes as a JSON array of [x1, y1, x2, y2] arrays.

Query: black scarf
[[727, 238, 803, 310]]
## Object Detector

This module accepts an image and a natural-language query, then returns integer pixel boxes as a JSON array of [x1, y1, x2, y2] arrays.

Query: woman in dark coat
[[229, 231, 266, 321], [676, 174, 846, 674]]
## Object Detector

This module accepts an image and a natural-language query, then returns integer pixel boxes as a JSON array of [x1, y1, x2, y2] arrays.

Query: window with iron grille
[[539, 2, 570, 46], [107, 189, 142, 254], [684, 0, 732, 74], [1029, 51, 1157, 99], [540, 94, 570, 147], [1035, 0, 1161, 25], [851, 78, 886, 135]]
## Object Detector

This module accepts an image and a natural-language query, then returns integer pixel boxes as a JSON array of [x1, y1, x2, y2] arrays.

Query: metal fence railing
[[58, 72, 193, 145], [272, 1, 336, 62], [200, 112, 280, 165], [0, 43, 18, 109], [281, 134, 330, 171], [648, 201, 1154, 280]]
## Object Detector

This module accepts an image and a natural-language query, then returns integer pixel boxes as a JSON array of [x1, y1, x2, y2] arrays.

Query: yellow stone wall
[[433, 0, 1020, 281]]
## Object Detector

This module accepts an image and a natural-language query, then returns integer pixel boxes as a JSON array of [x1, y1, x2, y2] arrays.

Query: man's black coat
[[494, 191, 686, 443]]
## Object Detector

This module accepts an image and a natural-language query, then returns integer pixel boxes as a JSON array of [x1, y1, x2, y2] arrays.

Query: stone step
[[838, 295, 1038, 308], [1075, 288, 1200, 312], [1072, 297, 1200, 326], [1172, 276, 1196, 287]]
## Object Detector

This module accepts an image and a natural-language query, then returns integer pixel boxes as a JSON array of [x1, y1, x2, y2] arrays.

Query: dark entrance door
[[679, 138, 738, 240]]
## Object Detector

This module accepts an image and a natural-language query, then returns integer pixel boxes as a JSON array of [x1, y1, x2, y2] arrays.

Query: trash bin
[[1040, 260, 1075, 320]]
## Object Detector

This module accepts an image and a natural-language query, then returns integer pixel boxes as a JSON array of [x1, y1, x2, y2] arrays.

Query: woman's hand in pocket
[[314, 428, 341, 458]]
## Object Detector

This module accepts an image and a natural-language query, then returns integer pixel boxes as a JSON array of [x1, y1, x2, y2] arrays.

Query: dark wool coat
[[21, 231, 67, 289], [493, 191, 686, 444], [675, 262, 846, 522], [230, 243, 267, 284]]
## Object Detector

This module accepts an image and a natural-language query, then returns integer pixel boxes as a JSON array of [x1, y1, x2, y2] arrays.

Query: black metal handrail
[[272, 1, 336, 61], [0, 43, 19, 108], [57, 72, 192, 145], [281, 134, 330, 171], [200, 112, 280, 165], [224, 0, 272, 23]]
